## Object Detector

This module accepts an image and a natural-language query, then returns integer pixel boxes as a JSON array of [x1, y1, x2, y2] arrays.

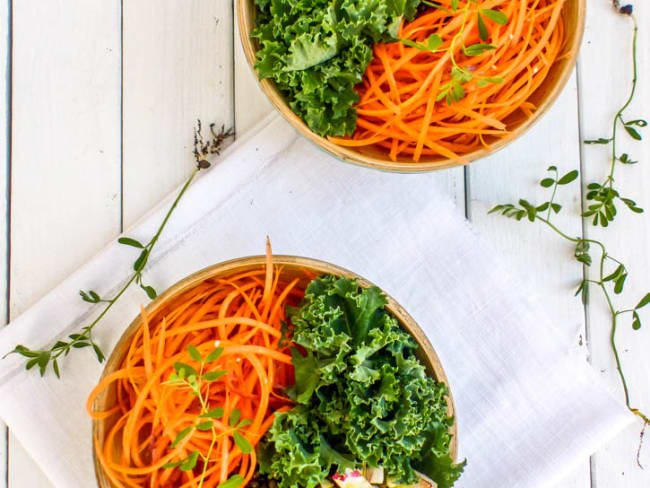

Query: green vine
[[490, 1, 649, 431], [583, 5, 645, 226], [3, 122, 233, 377], [490, 167, 650, 425]]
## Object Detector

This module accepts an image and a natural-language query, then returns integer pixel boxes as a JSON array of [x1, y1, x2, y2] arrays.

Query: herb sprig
[[583, 4, 646, 226], [490, 167, 650, 425], [4, 122, 233, 377], [402, 0, 507, 105], [162, 345, 250, 488], [490, 3, 650, 437]]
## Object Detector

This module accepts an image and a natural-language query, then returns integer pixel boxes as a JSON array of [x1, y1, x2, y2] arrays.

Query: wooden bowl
[[92, 256, 458, 487], [237, 0, 585, 172]]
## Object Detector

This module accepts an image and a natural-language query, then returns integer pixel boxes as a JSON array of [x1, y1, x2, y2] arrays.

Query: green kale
[[258, 276, 465, 488], [252, 0, 419, 137]]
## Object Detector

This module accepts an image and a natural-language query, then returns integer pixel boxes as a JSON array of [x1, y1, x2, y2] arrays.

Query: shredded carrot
[[329, 0, 567, 162], [88, 243, 300, 488]]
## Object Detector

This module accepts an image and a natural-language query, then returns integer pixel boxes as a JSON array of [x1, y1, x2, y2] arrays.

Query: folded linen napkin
[[0, 114, 633, 487]]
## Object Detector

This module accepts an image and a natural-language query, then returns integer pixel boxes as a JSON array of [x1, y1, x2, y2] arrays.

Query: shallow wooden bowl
[[237, 0, 585, 172], [92, 256, 458, 487]]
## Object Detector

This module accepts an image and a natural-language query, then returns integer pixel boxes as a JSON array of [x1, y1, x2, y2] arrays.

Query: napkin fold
[[0, 114, 633, 487]]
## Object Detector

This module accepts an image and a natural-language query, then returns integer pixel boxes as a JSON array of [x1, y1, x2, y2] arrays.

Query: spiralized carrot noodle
[[87, 239, 302, 488], [328, 0, 567, 163]]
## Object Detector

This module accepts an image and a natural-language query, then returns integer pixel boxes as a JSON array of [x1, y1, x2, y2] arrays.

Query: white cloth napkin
[[0, 114, 633, 488]]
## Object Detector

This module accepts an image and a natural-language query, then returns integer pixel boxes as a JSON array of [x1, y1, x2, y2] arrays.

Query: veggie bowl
[[89, 253, 462, 488], [238, 0, 585, 172]]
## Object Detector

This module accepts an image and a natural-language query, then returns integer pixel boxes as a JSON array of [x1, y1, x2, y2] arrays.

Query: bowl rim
[[237, 0, 587, 173], [92, 255, 459, 487]]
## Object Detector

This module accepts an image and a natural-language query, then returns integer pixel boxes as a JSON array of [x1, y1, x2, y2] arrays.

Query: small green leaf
[[632, 311, 641, 331], [426, 34, 443, 51], [584, 137, 612, 145], [205, 347, 224, 363], [229, 408, 242, 427], [203, 370, 228, 382], [481, 8, 508, 25], [187, 345, 202, 362], [451, 0, 458, 11], [217, 474, 245, 488], [92, 344, 105, 363], [180, 451, 200, 472], [540, 178, 555, 188], [614, 273, 627, 294], [173, 362, 198, 378], [52, 359, 61, 379], [195, 421, 214, 431], [200, 408, 225, 419], [451, 66, 472, 84], [26, 358, 39, 370], [477, 12, 489, 41], [557, 170, 579, 185], [233, 431, 252, 454], [624, 125, 642, 140], [80, 290, 101, 303], [625, 119, 647, 127], [536, 202, 550, 212], [140, 284, 157, 299], [133, 250, 149, 272], [574, 280, 589, 305], [551, 203, 562, 214], [636, 293, 650, 310], [477, 77, 504, 87], [118, 237, 144, 248], [162, 461, 182, 469], [547, 165, 558, 171], [618, 153, 638, 164], [463, 43, 496, 56], [171, 426, 193, 448], [237, 419, 253, 428], [603, 264, 624, 282]]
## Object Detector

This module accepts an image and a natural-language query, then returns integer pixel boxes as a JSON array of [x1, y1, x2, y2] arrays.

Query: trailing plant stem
[[535, 214, 649, 423], [609, 15, 638, 186]]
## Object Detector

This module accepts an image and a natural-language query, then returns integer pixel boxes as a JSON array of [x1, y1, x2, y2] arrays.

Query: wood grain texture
[[0, 1, 7, 486], [468, 73, 591, 488], [7, 1, 122, 487], [579, 1, 650, 486], [122, 0, 235, 229]]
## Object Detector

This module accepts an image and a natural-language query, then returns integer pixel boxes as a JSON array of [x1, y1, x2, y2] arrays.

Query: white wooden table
[[1, 1, 649, 486]]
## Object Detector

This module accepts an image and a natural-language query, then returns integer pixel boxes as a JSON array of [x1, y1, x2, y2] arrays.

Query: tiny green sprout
[[217, 474, 245, 488], [229, 408, 242, 427]]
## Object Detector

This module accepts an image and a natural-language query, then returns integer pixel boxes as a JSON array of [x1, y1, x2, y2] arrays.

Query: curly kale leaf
[[252, 0, 419, 137], [261, 276, 465, 488]]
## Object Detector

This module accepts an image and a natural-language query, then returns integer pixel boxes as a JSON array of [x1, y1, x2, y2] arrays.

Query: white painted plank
[[8, 1, 122, 487], [0, 0, 8, 486], [579, 1, 650, 486], [468, 73, 590, 488], [122, 0, 235, 229], [232, 11, 466, 210]]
